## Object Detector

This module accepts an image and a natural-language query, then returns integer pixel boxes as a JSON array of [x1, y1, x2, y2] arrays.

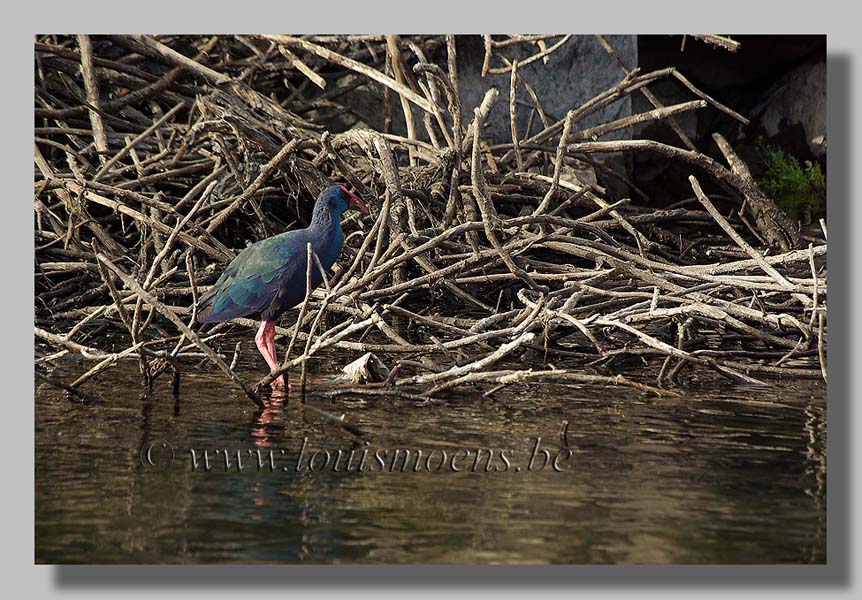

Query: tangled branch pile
[[35, 35, 827, 407]]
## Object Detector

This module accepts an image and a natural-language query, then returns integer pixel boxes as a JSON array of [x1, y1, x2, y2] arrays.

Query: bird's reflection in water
[[250, 375, 322, 448], [247, 378, 339, 526], [249, 481, 272, 522], [250, 390, 288, 448], [248, 391, 286, 523]]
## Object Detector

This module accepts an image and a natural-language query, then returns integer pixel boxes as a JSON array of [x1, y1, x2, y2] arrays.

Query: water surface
[[35, 354, 826, 564]]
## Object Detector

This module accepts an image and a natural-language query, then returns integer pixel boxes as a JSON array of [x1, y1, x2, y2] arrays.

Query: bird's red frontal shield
[[340, 185, 369, 214]]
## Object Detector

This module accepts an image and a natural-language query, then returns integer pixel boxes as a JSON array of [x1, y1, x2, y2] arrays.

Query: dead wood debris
[[34, 35, 827, 406]]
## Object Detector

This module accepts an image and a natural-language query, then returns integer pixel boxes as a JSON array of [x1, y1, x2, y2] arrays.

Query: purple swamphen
[[196, 185, 369, 389]]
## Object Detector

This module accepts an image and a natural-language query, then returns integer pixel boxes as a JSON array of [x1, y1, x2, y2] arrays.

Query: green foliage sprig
[[755, 141, 825, 224]]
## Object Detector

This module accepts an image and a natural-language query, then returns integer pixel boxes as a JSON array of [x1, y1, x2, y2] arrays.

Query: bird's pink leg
[[254, 320, 287, 389], [262, 321, 289, 391]]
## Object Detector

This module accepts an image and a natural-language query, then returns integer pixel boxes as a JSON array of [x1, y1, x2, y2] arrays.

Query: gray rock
[[340, 352, 390, 384], [749, 57, 826, 158], [455, 35, 637, 144]]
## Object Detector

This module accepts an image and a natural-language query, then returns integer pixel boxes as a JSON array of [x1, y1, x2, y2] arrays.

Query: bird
[[196, 185, 369, 390]]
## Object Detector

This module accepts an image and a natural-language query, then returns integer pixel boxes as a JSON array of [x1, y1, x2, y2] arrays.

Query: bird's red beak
[[341, 186, 369, 214]]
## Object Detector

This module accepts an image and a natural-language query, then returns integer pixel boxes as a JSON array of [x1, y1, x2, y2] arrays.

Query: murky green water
[[35, 353, 826, 564]]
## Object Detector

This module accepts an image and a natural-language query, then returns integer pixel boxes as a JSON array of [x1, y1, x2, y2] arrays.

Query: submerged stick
[[96, 253, 263, 407]]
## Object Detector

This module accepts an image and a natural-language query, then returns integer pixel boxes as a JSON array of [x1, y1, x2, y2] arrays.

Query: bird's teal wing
[[197, 233, 303, 322]]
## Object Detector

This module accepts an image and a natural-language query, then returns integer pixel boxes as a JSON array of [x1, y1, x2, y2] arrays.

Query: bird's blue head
[[316, 185, 369, 220]]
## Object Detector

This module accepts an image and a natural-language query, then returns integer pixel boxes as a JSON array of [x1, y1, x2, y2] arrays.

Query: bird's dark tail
[[195, 288, 219, 324], [195, 288, 253, 324]]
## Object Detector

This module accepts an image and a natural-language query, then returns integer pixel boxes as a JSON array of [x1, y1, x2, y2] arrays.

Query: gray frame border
[[10, 1, 859, 596]]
